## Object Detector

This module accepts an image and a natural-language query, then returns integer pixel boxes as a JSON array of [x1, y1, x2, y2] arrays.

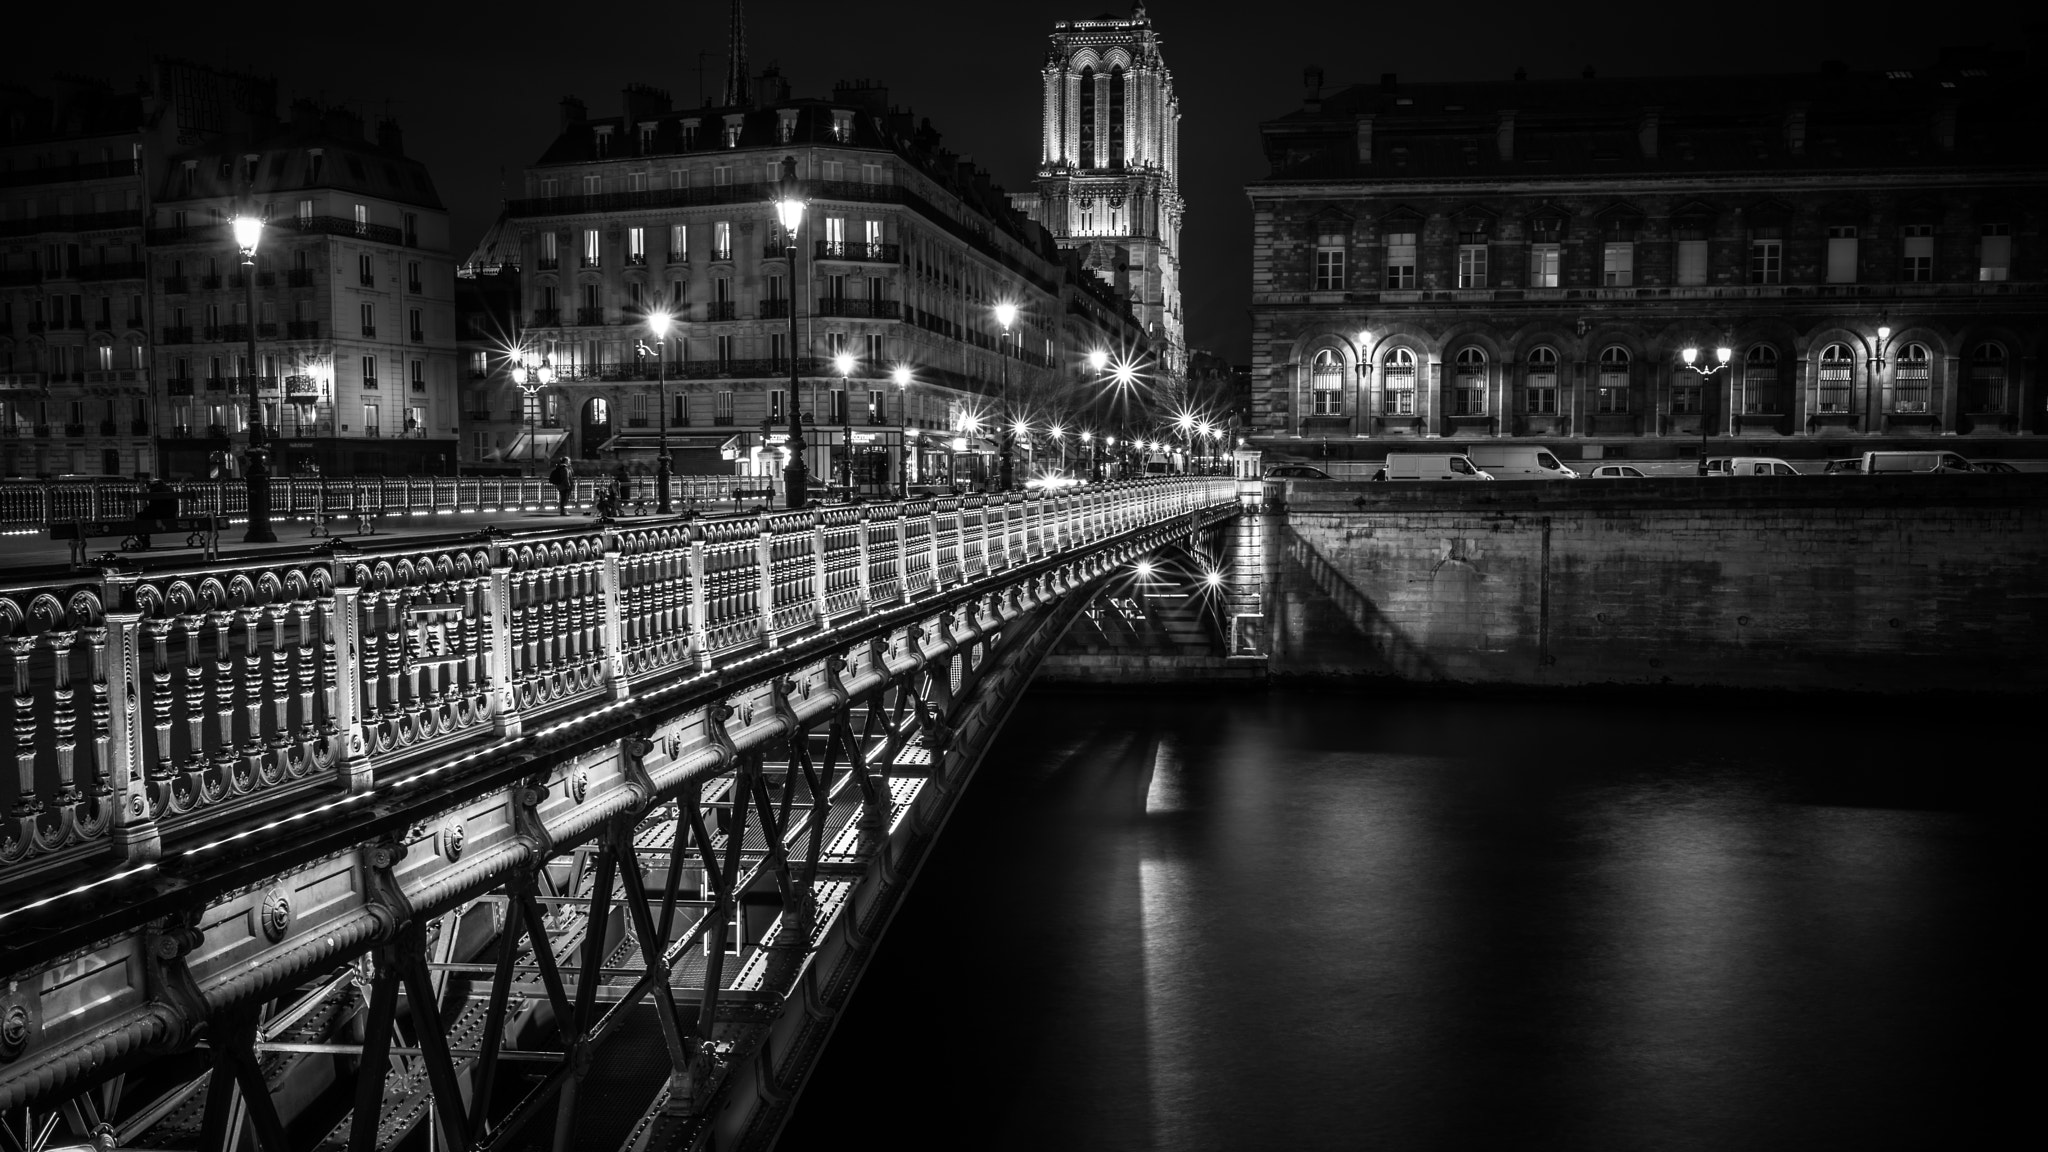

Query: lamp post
[[774, 157, 810, 509], [834, 351, 856, 494], [1680, 344, 1733, 475], [1868, 319, 1893, 429], [510, 350, 555, 481], [645, 311, 673, 512], [230, 212, 276, 542], [994, 301, 1017, 490], [892, 363, 911, 498]]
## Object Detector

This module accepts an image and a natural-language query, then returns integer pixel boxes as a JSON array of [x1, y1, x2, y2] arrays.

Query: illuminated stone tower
[[1026, 2, 1185, 373]]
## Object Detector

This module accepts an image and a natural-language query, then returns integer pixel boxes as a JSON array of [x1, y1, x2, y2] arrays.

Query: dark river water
[[781, 688, 2021, 1151]]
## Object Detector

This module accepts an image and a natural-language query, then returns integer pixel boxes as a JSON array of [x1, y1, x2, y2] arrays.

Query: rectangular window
[[1384, 231, 1417, 289], [358, 253, 375, 285], [1675, 239, 1708, 286], [1382, 364, 1416, 415], [540, 232, 559, 269], [868, 389, 884, 422], [408, 308, 423, 341], [1524, 371, 1557, 414], [297, 198, 314, 222], [353, 203, 368, 234], [1314, 227, 1345, 291], [1601, 243, 1633, 287], [770, 389, 785, 420], [1980, 223, 2011, 282], [627, 227, 646, 264], [1670, 382, 1701, 413], [582, 229, 601, 267], [864, 219, 883, 249], [360, 302, 376, 335], [1456, 242, 1487, 289], [713, 221, 731, 261], [1749, 227, 1782, 284], [867, 333, 883, 364], [361, 355, 378, 388], [830, 389, 848, 423], [1903, 225, 1934, 281], [410, 359, 425, 390], [1894, 357, 1930, 413], [1826, 226, 1859, 284], [1596, 372, 1629, 413], [363, 403, 379, 435], [715, 390, 734, 422], [669, 224, 686, 261], [1528, 243, 1560, 288]]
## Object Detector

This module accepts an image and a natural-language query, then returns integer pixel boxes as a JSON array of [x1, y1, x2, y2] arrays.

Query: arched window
[[1893, 343, 1932, 413], [1966, 343, 2007, 413], [1108, 66, 1127, 168], [1596, 346, 1630, 413], [1309, 348, 1343, 416], [1382, 347, 1417, 415], [1743, 345, 1781, 414], [1525, 346, 1558, 414], [1453, 347, 1487, 416], [1816, 343, 1854, 412]]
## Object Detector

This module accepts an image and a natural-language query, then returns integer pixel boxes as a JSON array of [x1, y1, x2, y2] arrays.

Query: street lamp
[[510, 349, 556, 482], [891, 363, 912, 497], [230, 212, 275, 542], [834, 351, 856, 493], [994, 301, 1017, 490], [774, 156, 809, 509], [645, 310, 673, 512], [1681, 344, 1733, 475]]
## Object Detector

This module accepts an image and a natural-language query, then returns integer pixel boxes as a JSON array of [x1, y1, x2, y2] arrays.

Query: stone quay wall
[[1265, 475, 2048, 693]]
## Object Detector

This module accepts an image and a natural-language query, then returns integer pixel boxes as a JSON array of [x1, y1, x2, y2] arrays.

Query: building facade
[[149, 102, 458, 477], [1247, 54, 2045, 459], [472, 76, 1151, 490], [0, 79, 163, 478], [1018, 2, 1185, 375]]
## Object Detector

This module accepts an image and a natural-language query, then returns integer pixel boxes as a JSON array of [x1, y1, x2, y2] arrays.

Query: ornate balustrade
[[0, 479, 1236, 895]]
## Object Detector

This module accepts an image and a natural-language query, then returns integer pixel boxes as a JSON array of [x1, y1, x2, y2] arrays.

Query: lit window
[[582, 229, 601, 267], [1815, 344, 1853, 412], [1826, 225, 1859, 284], [1602, 242, 1633, 287], [1314, 227, 1346, 291], [670, 224, 686, 261], [627, 227, 646, 264], [1980, 223, 2010, 282], [1749, 226, 1782, 284], [1903, 224, 1934, 282], [712, 221, 732, 261], [1893, 343, 1931, 412], [1457, 233, 1488, 289]]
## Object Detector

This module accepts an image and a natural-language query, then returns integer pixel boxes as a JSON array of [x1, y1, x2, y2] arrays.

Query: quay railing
[[0, 476, 742, 534], [0, 478, 1238, 895]]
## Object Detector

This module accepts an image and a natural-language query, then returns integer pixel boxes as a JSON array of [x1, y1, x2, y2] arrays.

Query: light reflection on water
[[784, 690, 2017, 1152]]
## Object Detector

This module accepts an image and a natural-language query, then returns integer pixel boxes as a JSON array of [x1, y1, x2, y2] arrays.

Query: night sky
[[26, 0, 1955, 363]]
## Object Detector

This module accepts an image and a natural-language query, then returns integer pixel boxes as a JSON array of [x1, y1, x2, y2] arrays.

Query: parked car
[[1467, 445, 1577, 479], [1701, 456, 1734, 476], [1861, 450, 1974, 474], [1823, 458, 1864, 474], [1587, 464, 1647, 478], [1375, 453, 1494, 481], [1725, 456, 1802, 476], [1264, 463, 1334, 480], [1969, 459, 2019, 474]]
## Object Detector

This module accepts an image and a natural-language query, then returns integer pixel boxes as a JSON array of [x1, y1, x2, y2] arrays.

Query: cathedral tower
[[1025, 2, 1184, 373]]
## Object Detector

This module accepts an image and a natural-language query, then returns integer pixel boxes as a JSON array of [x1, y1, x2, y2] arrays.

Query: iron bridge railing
[[0, 478, 1238, 895]]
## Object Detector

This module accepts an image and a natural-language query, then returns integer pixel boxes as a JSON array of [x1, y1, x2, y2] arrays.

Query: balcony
[[359, 272, 377, 287], [574, 307, 606, 326], [206, 423, 229, 438], [287, 320, 322, 339], [627, 417, 650, 427], [531, 308, 562, 326], [284, 375, 322, 399], [465, 410, 494, 422], [411, 380, 426, 393], [625, 253, 647, 266], [200, 275, 222, 290], [287, 268, 316, 287], [273, 215, 404, 246], [257, 322, 278, 338], [168, 425, 193, 438], [762, 244, 790, 260], [0, 268, 41, 287], [407, 279, 422, 294], [26, 321, 47, 334], [92, 319, 113, 332], [168, 378, 196, 396], [161, 326, 194, 344], [815, 240, 900, 264], [580, 256, 601, 269], [364, 425, 382, 437], [710, 247, 733, 262], [205, 378, 228, 391], [361, 324, 377, 338], [816, 299, 900, 319], [362, 377, 381, 390], [256, 271, 276, 287], [98, 420, 116, 435], [130, 418, 149, 435], [537, 258, 560, 271], [32, 425, 51, 439], [761, 299, 791, 318], [409, 328, 424, 343], [63, 423, 85, 437], [78, 262, 146, 282], [668, 249, 687, 263], [705, 301, 736, 321]]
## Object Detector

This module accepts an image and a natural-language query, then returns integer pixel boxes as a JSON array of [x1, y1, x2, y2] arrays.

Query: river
[[781, 687, 2018, 1150]]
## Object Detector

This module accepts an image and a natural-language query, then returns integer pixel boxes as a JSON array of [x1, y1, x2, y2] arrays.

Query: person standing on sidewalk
[[549, 457, 572, 516]]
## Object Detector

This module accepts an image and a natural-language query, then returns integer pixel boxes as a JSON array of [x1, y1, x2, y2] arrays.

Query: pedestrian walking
[[549, 458, 571, 516]]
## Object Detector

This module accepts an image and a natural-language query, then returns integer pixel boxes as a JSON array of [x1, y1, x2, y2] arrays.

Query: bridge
[[0, 477, 1250, 1152]]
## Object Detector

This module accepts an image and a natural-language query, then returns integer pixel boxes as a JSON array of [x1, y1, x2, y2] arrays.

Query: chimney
[[1783, 103, 1807, 156], [1496, 110, 1515, 161], [376, 117, 404, 156], [1304, 65, 1324, 112], [1380, 72, 1398, 92], [1354, 114, 1374, 163], [560, 96, 587, 130], [323, 107, 363, 141], [1637, 107, 1659, 159], [290, 98, 319, 130], [1932, 98, 1958, 151]]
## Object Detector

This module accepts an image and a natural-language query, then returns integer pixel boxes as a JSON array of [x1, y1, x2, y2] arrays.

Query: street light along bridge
[[0, 476, 1248, 1152]]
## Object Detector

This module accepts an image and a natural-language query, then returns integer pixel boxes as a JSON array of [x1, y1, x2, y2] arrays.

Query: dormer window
[[722, 115, 744, 148], [777, 110, 798, 144], [592, 126, 612, 158], [639, 123, 657, 153], [832, 111, 854, 143]]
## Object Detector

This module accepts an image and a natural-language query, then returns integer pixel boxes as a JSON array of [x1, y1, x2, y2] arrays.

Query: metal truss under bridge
[[0, 477, 1250, 1152]]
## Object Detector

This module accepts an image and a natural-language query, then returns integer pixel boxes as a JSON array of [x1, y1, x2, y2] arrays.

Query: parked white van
[[1377, 453, 1495, 481], [1467, 445, 1578, 479], [1725, 457, 1802, 476], [1860, 450, 1974, 474]]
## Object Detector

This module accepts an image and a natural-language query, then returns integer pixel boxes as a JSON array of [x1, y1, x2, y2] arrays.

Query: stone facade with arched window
[[1248, 61, 2046, 460]]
